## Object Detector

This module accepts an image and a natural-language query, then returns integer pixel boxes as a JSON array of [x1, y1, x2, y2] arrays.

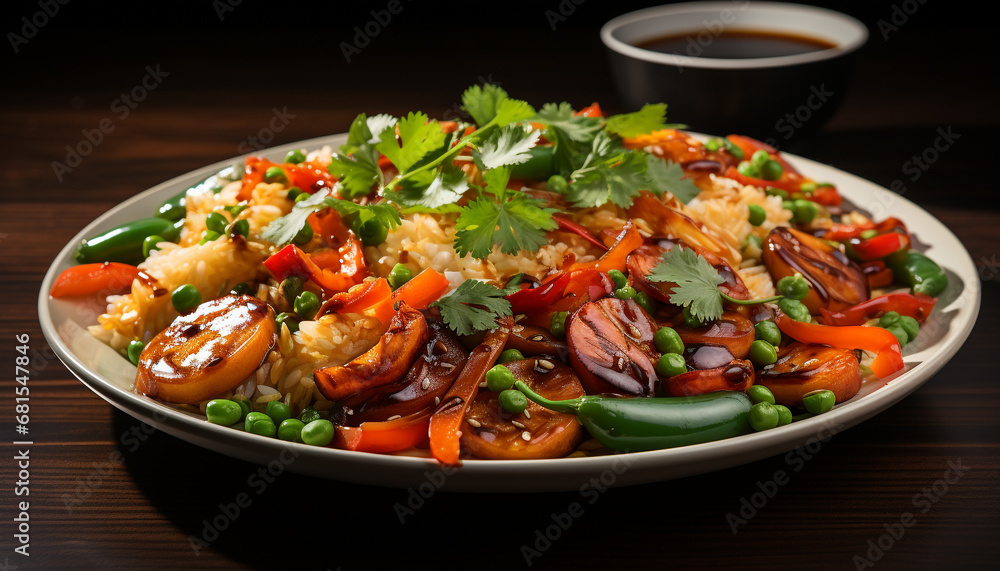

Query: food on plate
[[52, 85, 947, 464]]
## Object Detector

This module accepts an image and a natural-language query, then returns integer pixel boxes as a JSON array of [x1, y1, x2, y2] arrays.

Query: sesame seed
[[434, 397, 440, 405], [512, 420, 526, 429], [387, 415, 401, 421], [440, 362, 455, 370], [467, 419, 482, 428], [529, 334, 546, 342], [523, 409, 531, 419], [514, 314, 527, 322], [537, 359, 555, 370], [421, 378, 430, 390], [479, 382, 488, 389], [521, 431, 531, 441]]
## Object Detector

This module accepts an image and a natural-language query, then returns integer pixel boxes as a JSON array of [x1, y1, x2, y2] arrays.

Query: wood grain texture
[[1, 11, 997, 570]]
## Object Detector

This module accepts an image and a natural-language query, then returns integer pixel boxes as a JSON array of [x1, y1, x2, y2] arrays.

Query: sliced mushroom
[[341, 321, 467, 425], [135, 294, 277, 404], [763, 227, 869, 314], [758, 344, 862, 407], [567, 297, 659, 396], [461, 358, 584, 460], [313, 303, 429, 402]]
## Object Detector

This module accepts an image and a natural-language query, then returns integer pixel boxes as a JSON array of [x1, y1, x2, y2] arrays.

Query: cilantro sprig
[[430, 279, 513, 336], [648, 247, 782, 322]]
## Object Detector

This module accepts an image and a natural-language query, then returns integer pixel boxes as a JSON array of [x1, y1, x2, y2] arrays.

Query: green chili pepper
[[513, 381, 752, 452], [887, 250, 948, 297], [156, 165, 239, 222], [74, 217, 184, 264], [509, 146, 555, 181], [156, 190, 188, 222]]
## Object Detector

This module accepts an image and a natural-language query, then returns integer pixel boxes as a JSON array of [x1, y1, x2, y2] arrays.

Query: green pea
[[206, 212, 229, 235], [233, 398, 251, 421], [264, 166, 286, 182], [656, 352, 687, 378], [750, 150, 771, 168], [802, 389, 836, 415], [294, 291, 320, 320], [765, 187, 789, 199], [358, 218, 388, 246], [497, 349, 524, 364], [653, 327, 684, 355], [897, 315, 919, 342], [760, 159, 784, 181], [782, 200, 797, 212], [546, 174, 568, 193], [777, 274, 810, 300], [722, 138, 744, 160], [486, 365, 516, 392], [704, 138, 722, 152], [127, 340, 144, 365], [878, 311, 900, 328], [774, 404, 793, 426], [245, 412, 277, 437], [206, 399, 243, 426], [294, 192, 311, 203], [747, 204, 767, 226], [633, 291, 657, 316], [286, 187, 304, 201], [608, 269, 628, 290], [682, 305, 704, 328], [748, 340, 778, 367], [142, 235, 165, 258], [550, 311, 568, 339], [301, 419, 335, 446], [860, 229, 878, 240], [281, 276, 304, 301], [276, 312, 299, 333], [199, 230, 221, 245], [299, 407, 322, 424], [277, 418, 306, 442], [231, 282, 253, 296], [749, 402, 779, 431], [265, 401, 292, 425], [777, 298, 810, 322], [793, 199, 817, 225], [754, 320, 781, 347], [885, 324, 908, 347], [499, 389, 528, 414], [228, 219, 250, 238], [172, 284, 202, 313], [747, 384, 775, 405], [799, 182, 817, 194], [285, 149, 307, 165], [613, 286, 637, 301], [388, 264, 412, 290], [292, 221, 313, 245], [737, 160, 760, 178], [743, 234, 763, 253]]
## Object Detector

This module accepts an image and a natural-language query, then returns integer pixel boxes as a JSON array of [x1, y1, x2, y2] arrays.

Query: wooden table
[[2, 4, 997, 569]]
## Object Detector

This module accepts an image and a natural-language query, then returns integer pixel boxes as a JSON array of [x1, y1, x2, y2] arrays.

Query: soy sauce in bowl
[[635, 29, 837, 59]]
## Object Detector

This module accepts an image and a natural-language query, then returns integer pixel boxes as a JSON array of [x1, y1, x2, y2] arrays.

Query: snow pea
[[74, 217, 184, 264]]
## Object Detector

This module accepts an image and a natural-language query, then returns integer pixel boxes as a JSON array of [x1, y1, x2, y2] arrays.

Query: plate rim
[[38, 133, 982, 491]]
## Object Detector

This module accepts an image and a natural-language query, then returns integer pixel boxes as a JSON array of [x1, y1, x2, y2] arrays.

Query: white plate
[[39, 133, 981, 492]]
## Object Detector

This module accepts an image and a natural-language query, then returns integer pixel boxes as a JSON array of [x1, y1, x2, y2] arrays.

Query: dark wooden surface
[[2, 2, 998, 569]]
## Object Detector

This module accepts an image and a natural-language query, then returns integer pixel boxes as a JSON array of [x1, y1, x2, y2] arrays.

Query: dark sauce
[[635, 29, 836, 59]]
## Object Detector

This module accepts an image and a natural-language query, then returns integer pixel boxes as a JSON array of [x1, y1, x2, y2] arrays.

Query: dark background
[[2, 1, 998, 569]]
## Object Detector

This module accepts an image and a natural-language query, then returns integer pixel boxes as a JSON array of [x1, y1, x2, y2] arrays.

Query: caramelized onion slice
[[135, 294, 277, 404], [758, 344, 862, 407], [314, 303, 429, 402], [567, 297, 659, 396], [461, 358, 584, 460], [762, 227, 869, 314]]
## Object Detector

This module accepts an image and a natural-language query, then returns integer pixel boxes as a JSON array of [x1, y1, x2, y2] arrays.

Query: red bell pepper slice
[[851, 233, 909, 261], [317, 278, 392, 317], [263, 244, 365, 294], [809, 185, 843, 207], [506, 273, 572, 315], [564, 222, 643, 274], [861, 261, 895, 289], [335, 410, 432, 453], [725, 166, 803, 194], [825, 221, 877, 241], [237, 157, 338, 202], [366, 267, 451, 325], [553, 217, 608, 251], [428, 318, 512, 465], [775, 313, 903, 379], [574, 103, 604, 118], [818, 293, 938, 326], [49, 262, 140, 298]]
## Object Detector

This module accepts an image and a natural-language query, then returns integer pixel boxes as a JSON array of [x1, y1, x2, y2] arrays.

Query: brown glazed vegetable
[[763, 227, 869, 314], [661, 359, 755, 397], [758, 344, 863, 407], [567, 297, 660, 396], [135, 294, 277, 404], [461, 359, 585, 459]]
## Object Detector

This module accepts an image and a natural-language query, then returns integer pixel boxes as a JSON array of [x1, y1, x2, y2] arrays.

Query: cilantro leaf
[[493, 97, 535, 126], [324, 197, 401, 232], [643, 158, 702, 204], [500, 273, 524, 295], [475, 125, 540, 169], [533, 102, 602, 174], [384, 164, 468, 212], [328, 152, 380, 198], [461, 84, 510, 127], [647, 246, 726, 322], [375, 111, 446, 174], [604, 104, 683, 138], [454, 166, 558, 259], [565, 132, 648, 208], [261, 189, 332, 246], [430, 279, 512, 336]]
